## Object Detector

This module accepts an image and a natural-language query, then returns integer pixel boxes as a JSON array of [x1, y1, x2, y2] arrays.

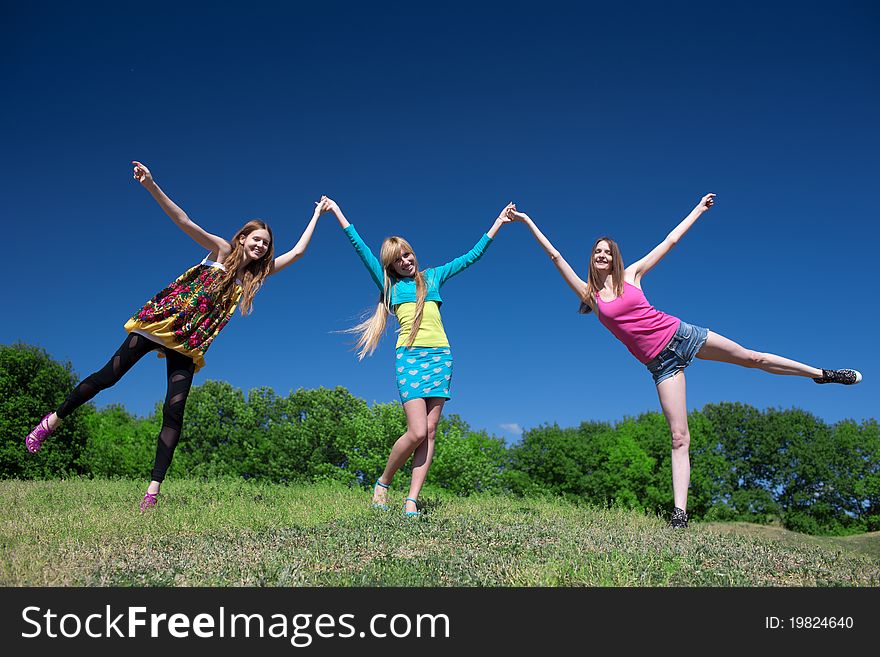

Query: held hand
[[698, 193, 716, 212], [506, 206, 530, 223], [132, 161, 153, 186], [320, 195, 341, 215], [496, 202, 516, 224]]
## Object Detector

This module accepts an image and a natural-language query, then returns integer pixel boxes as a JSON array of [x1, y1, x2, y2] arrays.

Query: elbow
[[285, 250, 305, 266]]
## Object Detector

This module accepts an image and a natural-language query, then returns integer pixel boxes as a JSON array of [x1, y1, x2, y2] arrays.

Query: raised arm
[[487, 202, 514, 239], [268, 198, 326, 276], [626, 193, 715, 284], [509, 207, 590, 304], [133, 161, 230, 259], [432, 203, 514, 286], [322, 196, 384, 291]]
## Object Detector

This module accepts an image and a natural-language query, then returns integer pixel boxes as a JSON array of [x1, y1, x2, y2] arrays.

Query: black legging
[[56, 333, 196, 482]]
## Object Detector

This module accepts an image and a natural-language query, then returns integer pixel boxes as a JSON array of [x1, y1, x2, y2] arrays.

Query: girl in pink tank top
[[509, 193, 861, 530]]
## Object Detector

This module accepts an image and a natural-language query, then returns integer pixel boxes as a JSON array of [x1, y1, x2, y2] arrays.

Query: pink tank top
[[595, 282, 680, 363]]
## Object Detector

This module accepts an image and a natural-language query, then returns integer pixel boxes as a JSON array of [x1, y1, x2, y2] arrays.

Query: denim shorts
[[645, 320, 709, 385]]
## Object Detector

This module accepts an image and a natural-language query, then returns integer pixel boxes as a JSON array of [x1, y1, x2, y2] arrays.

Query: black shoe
[[669, 507, 688, 529], [813, 369, 862, 385]]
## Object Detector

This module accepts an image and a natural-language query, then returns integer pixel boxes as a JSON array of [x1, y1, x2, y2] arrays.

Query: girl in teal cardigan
[[321, 196, 512, 516]]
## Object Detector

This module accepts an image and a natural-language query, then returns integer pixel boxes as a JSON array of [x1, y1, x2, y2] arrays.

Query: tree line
[[3, 343, 878, 535]]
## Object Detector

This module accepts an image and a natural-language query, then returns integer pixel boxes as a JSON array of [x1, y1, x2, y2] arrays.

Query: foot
[[669, 507, 688, 529], [140, 492, 159, 513], [372, 479, 390, 510], [404, 497, 420, 518], [25, 413, 55, 453], [813, 369, 862, 385]]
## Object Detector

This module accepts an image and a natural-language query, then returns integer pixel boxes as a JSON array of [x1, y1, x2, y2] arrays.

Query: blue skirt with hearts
[[394, 346, 453, 403]]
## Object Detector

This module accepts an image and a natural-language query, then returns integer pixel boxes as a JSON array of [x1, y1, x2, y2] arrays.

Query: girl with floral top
[[321, 196, 513, 517], [25, 162, 327, 511]]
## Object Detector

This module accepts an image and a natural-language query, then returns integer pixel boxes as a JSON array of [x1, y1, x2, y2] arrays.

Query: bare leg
[[406, 398, 445, 514], [371, 398, 429, 506], [45, 412, 61, 432], [696, 331, 822, 378], [656, 371, 691, 511]]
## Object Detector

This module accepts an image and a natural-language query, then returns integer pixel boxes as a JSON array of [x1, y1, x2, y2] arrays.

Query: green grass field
[[2, 478, 878, 587]]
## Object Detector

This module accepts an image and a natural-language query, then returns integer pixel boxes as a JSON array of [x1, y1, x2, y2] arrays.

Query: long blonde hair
[[350, 236, 427, 359], [219, 220, 275, 316], [584, 236, 625, 306]]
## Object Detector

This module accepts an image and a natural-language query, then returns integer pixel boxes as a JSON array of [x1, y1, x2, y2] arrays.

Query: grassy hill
[[2, 478, 877, 586], [704, 522, 880, 561]]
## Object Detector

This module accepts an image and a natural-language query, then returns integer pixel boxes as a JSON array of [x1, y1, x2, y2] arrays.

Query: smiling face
[[587, 236, 624, 291], [239, 228, 272, 262], [380, 236, 419, 279], [392, 249, 416, 277], [592, 239, 613, 273]]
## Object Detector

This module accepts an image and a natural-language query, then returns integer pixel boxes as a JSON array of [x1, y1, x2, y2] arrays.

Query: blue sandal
[[371, 479, 390, 510], [403, 497, 420, 518]]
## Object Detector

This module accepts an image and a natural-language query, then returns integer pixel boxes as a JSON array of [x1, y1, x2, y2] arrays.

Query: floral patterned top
[[123, 256, 242, 372]]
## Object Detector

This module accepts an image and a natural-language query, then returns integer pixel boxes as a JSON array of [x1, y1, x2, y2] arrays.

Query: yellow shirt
[[394, 301, 449, 348]]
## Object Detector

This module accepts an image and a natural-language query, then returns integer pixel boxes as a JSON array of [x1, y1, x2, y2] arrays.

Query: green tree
[[430, 414, 507, 494], [687, 409, 736, 521], [336, 401, 407, 486], [770, 408, 866, 534], [245, 386, 364, 483], [836, 419, 880, 531], [81, 404, 160, 479], [701, 402, 781, 522], [174, 379, 255, 478], [506, 421, 615, 501], [0, 343, 90, 478], [608, 413, 667, 512]]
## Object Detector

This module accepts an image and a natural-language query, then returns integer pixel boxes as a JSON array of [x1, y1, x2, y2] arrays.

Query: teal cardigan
[[344, 224, 493, 306]]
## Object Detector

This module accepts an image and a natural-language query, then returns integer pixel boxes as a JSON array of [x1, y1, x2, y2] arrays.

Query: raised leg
[[695, 330, 822, 378], [28, 334, 156, 453]]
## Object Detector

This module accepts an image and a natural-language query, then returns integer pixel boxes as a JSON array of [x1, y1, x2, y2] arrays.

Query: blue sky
[[3, 1, 877, 442]]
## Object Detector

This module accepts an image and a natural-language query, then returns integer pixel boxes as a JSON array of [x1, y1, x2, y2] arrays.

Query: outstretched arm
[[269, 198, 326, 276], [322, 196, 384, 291], [433, 203, 514, 286], [487, 202, 515, 239], [627, 193, 715, 283], [133, 161, 231, 259], [509, 207, 590, 304], [323, 195, 351, 230]]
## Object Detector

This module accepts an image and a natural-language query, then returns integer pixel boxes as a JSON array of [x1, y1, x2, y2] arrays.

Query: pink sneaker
[[140, 492, 159, 512], [25, 413, 54, 453]]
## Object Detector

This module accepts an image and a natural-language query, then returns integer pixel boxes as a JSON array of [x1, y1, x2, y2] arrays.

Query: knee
[[162, 401, 186, 428], [745, 350, 769, 368], [670, 427, 690, 451], [81, 371, 110, 392], [408, 426, 428, 444]]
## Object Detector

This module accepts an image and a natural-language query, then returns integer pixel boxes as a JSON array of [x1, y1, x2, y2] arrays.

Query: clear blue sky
[[3, 1, 877, 442]]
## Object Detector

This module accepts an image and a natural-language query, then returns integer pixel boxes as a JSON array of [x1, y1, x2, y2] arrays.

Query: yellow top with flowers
[[123, 256, 242, 372]]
